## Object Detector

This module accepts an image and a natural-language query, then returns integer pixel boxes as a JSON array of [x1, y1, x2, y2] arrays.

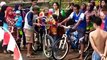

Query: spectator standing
[[24, 6, 40, 57]]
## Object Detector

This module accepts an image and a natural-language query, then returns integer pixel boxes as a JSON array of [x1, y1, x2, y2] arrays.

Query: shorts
[[92, 51, 101, 60], [24, 29, 34, 43], [77, 28, 85, 43]]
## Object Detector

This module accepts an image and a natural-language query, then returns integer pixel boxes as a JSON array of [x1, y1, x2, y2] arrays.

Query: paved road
[[0, 49, 80, 60]]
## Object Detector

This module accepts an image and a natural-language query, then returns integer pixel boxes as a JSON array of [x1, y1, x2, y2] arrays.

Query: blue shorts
[[92, 51, 101, 60]]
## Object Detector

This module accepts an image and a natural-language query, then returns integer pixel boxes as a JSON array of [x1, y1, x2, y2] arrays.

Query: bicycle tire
[[53, 38, 69, 60], [43, 34, 54, 58], [32, 33, 39, 52], [84, 53, 92, 60]]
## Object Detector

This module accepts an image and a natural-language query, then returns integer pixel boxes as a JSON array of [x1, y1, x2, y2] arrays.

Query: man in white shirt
[[24, 5, 39, 57]]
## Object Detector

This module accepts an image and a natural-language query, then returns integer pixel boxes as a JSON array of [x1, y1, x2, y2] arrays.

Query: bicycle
[[32, 27, 44, 52], [83, 31, 93, 60], [42, 23, 55, 58], [32, 16, 55, 58], [52, 25, 79, 60]]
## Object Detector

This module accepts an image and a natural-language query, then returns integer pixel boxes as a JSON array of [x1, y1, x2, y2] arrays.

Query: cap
[[16, 10, 21, 14]]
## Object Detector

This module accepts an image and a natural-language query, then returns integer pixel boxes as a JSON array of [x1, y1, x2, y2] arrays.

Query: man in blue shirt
[[60, 4, 86, 60]]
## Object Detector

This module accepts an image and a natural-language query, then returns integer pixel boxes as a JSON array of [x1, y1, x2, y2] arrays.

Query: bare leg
[[27, 43, 31, 57], [79, 43, 84, 60]]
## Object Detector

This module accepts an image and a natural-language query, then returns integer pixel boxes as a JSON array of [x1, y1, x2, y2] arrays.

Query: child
[[15, 10, 23, 50]]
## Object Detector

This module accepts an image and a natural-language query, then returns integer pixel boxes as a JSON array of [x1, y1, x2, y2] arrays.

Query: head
[[69, 3, 74, 9], [87, 3, 94, 12], [0, 1, 6, 7], [92, 16, 102, 28], [15, 10, 21, 16], [18, 4, 23, 10], [6, 7, 13, 16], [32, 1, 36, 6], [48, 8, 54, 15], [73, 4, 80, 13], [102, 5, 107, 15], [101, 0, 106, 7], [99, 11, 105, 20], [5, 7, 14, 18], [53, 2, 59, 10], [32, 6, 40, 14], [90, 1, 95, 7], [81, 3, 87, 11]]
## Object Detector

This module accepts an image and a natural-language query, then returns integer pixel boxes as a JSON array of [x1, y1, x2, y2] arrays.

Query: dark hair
[[74, 4, 80, 10], [91, 1, 95, 7], [104, 0, 107, 4], [82, 3, 87, 11], [89, 4, 94, 12], [14, 3, 23, 11], [1, 5, 8, 12], [53, 2, 60, 8], [52, 14, 58, 21], [32, 6, 40, 11], [92, 16, 102, 26], [102, 5, 107, 11], [69, 3, 74, 7]]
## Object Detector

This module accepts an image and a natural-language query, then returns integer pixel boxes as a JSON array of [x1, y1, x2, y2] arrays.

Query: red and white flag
[[2, 27, 23, 60]]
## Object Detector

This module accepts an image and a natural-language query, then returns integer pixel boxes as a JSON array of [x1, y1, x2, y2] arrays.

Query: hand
[[58, 23, 61, 26], [99, 54, 106, 60], [36, 23, 41, 26], [101, 56, 106, 60], [64, 26, 71, 29], [72, 26, 76, 29]]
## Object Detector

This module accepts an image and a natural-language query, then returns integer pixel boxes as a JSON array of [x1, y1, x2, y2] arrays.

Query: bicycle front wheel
[[43, 34, 53, 58], [53, 38, 69, 60]]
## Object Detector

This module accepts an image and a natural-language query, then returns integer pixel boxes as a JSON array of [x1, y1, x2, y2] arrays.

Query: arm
[[60, 12, 74, 24], [27, 12, 33, 26], [73, 19, 82, 29], [104, 39, 107, 57], [89, 32, 102, 56], [73, 13, 84, 29], [60, 17, 70, 24]]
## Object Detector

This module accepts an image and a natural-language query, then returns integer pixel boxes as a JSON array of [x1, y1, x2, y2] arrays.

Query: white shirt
[[69, 12, 85, 22], [24, 11, 34, 30]]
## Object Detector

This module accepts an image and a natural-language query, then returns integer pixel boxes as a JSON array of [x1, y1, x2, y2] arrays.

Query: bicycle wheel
[[43, 34, 53, 58], [84, 53, 92, 60], [53, 38, 69, 60], [32, 33, 39, 52]]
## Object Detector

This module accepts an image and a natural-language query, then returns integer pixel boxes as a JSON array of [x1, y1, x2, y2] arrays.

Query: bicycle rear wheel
[[53, 38, 69, 60], [43, 34, 53, 58], [84, 52, 92, 60]]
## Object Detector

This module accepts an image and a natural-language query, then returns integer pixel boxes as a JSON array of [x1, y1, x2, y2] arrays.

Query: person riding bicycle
[[60, 4, 86, 60]]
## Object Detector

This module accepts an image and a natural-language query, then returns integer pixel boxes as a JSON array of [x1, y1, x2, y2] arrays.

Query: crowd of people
[[0, 0, 107, 60]]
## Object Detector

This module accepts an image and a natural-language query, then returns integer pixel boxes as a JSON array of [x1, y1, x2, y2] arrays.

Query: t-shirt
[[104, 15, 107, 31], [24, 11, 34, 30], [15, 16, 23, 28], [69, 12, 86, 29], [3, 22, 8, 31], [86, 22, 93, 31]]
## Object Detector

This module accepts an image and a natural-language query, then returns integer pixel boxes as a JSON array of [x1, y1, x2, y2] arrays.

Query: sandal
[[26, 54, 35, 58]]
